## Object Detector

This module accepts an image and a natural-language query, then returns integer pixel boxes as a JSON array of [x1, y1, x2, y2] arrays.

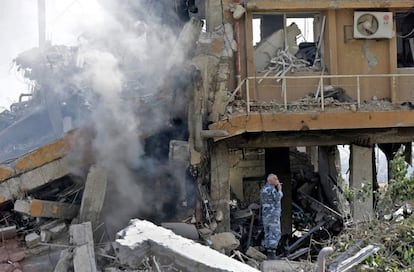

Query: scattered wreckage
[[0, 134, 410, 271], [1, 3, 414, 272]]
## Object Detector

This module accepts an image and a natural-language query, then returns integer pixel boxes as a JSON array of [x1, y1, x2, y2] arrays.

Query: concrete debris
[[229, 4, 246, 20], [260, 260, 308, 272], [53, 249, 74, 272], [254, 23, 302, 72], [258, 48, 312, 83], [384, 203, 413, 221], [14, 199, 79, 219], [113, 219, 259, 272], [209, 232, 240, 255], [79, 165, 107, 230], [0, 225, 16, 240], [228, 84, 406, 117], [328, 244, 380, 272], [1, 2, 410, 272], [25, 233, 41, 248], [245, 246, 267, 262], [0, 127, 350, 271], [0, 157, 72, 204], [48, 222, 68, 240], [160, 222, 199, 240], [71, 222, 97, 272]]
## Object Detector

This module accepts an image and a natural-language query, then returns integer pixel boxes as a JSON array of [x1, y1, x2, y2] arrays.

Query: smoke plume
[[68, 0, 196, 237]]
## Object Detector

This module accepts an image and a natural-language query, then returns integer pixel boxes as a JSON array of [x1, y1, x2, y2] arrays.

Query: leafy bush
[[328, 145, 414, 271]]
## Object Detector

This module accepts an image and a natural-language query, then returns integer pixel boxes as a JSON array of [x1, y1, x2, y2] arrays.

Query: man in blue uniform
[[261, 173, 283, 260]]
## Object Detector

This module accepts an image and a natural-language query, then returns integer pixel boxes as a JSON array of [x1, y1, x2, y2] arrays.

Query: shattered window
[[396, 12, 414, 68], [252, 13, 322, 73]]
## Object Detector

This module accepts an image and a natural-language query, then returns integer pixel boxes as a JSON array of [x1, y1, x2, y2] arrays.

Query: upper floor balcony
[[209, 1, 414, 141]]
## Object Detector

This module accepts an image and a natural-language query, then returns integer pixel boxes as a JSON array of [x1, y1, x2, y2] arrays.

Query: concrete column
[[70, 222, 97, 272], [318, 146, 341, 213], [306, 146, 318, 172], [265, 148, 292, 236], [210, 141, 230, 232], [349, 145, 374, 221], [79, 165, 107, 231], [205, 0, 227, 31]]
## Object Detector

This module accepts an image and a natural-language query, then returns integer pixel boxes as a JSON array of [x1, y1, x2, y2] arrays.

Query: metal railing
[[232, 73, 414, 114]]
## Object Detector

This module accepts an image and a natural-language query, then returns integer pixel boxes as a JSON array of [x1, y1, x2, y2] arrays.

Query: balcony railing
[[232, 73, 414, 114]]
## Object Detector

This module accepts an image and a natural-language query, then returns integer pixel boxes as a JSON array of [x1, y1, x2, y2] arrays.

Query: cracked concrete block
[[54, 249, 73, 272], [0, 157, 71, 204], [49, 223, 68, 240], [0, 225, 16, 240], [25, 233, 40, 248], [209, 232, 240, 254], [114, 219, 259, 272], [74, 244, 96, 272], [169, 140, 189, 163], [14, 199, 79, 219], [40, 230, 51, 243], [70, 222, 97, 272], [79, 165, 107, 230], [0, 165, 14, 182]]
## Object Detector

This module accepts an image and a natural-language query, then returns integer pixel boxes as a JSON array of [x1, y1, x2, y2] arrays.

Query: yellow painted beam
[[14, 130, 75, 174], [209, 111, 414, 139], [0, 165, 14, 182], [246, 1, 414, 10], [14, 199, 79, 219]]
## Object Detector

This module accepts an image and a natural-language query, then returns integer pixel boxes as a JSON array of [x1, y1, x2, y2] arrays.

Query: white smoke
[[1, 0, 195, 237], [67, 1, 195, 236]]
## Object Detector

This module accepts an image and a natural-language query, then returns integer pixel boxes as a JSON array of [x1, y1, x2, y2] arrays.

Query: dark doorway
[[265, 147, 292, 236]]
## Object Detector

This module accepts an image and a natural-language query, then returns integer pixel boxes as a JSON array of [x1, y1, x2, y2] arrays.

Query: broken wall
[[246, 8, 401, 103]]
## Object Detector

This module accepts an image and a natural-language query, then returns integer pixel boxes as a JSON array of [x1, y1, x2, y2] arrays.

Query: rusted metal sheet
[[209, 111, 414, 140]]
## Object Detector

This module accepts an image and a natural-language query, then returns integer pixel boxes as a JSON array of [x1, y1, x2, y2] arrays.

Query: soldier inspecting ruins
[[260, 173, 283, 260]]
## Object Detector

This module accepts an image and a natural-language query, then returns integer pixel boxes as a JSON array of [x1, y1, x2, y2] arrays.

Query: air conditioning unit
[[353, 11, 393, 39]]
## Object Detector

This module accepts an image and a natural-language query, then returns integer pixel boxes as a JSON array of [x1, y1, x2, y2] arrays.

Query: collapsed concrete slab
[[14, 199, 79, 219], [0, 157, 71, 204], [113, 219, 259, 272]]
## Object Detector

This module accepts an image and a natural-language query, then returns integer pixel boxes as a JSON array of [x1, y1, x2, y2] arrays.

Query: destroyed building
[[1, 0, 414, 271]]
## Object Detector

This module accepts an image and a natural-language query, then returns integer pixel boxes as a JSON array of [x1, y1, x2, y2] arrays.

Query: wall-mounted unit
[[353, 11, 393, 39]]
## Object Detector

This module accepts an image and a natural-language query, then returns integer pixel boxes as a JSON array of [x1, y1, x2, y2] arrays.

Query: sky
[[0, 0, 104, 110]]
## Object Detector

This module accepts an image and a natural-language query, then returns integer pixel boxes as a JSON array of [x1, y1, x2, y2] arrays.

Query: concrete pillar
[[70, 222, 97, 272], [205, 0, 232, 31], [265, 147, 292, 236], [79, 165, 107, 231], [349, 145, 374, 221], [306, 146, 318, 172], [210, 141, 230, 232], [318, 146, 341, 213]]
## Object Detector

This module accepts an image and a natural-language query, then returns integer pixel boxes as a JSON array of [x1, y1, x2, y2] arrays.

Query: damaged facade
[[1, 0, 414, 271]]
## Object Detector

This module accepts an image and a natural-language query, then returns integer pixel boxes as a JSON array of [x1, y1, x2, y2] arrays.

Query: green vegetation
[[328, 145, 414, 271]]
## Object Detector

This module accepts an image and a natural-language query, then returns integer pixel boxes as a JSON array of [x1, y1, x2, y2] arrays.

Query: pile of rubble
[[228, 85, 406, 116]]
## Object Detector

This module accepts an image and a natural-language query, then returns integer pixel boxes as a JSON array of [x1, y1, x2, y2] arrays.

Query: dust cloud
[[1, 0, 197, 238], [66, 0, 195, 237]]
